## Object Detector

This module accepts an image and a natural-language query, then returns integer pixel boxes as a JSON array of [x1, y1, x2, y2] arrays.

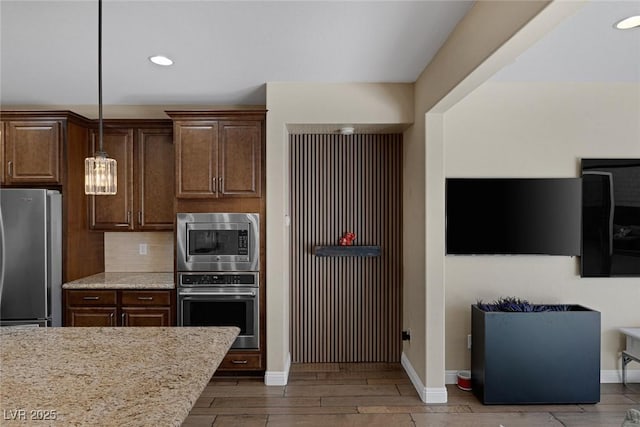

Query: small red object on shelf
[[339, 232, 357, 246]]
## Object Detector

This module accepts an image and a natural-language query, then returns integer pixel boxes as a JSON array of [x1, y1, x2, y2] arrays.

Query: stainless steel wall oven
[[177, 272, 259, 349], [177, 213, 260, 349]]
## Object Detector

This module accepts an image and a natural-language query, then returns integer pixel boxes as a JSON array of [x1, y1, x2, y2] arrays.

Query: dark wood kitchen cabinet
[[3, 119, 62, 184], [89, 127, 134, 230], [65, 290, 118, 327], [89, 121, 174, 231], [121, 290, 172, 326], [121, 307, 171, 326], [219, 121, 262, 197], [168, 111, 264, 199], [64, 289, 173, 327], [136, 128, 175, 230], [67, 307, 119, 327], [219, 351, 263, 371], [173, 120, 218, 198]]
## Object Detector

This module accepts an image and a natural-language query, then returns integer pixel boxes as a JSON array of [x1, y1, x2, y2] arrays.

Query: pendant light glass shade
[[84, 0, 117, 195], [85, 152, 117, 195]]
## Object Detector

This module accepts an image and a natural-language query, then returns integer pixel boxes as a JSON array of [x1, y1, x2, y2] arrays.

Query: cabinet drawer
[[66, 290, 117, 306], [219, 352, 262, 370], [121, 290, 171, 306]]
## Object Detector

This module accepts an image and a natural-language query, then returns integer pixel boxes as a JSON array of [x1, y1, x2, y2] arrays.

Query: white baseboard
[[445, 370, 459, 385], [401, 352, 448, 403], [446, 369, 640, 384], [601, 369, 640, 383], [264, 352, 291, 386], [425, 387, 448, 403]]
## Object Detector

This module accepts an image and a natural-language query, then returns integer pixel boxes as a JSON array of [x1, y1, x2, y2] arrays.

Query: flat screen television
[[581, 159, 640, 277], [446, 178, 581, 255]]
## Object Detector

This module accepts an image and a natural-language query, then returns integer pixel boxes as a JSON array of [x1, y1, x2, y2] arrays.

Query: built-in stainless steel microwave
[[176, 213, 259, 272]]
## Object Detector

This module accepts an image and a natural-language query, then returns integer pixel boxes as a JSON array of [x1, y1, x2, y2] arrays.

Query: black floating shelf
[[314, 245, 381, 257]]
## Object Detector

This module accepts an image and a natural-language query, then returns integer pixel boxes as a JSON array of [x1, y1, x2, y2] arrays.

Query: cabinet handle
[[109, 312, 115, 326], [219, 177, 223, 193], [138, 211, 142, 225], [231, 359, 248, 365], [137, 296, 153, 301], [127, 211, 131, 224], [83, 296, 100, 300], [121, 313, 126, 326], [7, 161, 12, 177], [212, 177, 217, 193]]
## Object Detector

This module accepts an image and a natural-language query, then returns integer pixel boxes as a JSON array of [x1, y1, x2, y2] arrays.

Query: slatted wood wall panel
[[290, 134, 402, 363]]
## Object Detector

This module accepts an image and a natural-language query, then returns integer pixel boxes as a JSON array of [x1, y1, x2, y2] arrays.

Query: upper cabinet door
[[0, 122, 4, 185], [136, 128, 174, 230], [5, 120, 61, 184], [174, 121, 218, 198], [89, 128, 134, 230], [169, 110, 265, 200], [219, 121, 262, 198]]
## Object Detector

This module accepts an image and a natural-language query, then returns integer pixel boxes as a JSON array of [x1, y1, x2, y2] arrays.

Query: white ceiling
[[2, 1, 637, 109], [493, 0, 640, 82], [0, 0, 473, 106]]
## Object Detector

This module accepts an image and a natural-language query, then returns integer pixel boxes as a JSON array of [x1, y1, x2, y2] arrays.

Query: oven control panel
[[179, 273, 258, 286]]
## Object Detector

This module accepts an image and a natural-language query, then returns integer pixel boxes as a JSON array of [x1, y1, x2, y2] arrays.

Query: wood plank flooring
[[184, 363, 640, 426]]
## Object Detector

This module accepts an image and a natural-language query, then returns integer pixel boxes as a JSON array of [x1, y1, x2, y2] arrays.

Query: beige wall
[[104, 232, 173, 272], [444, 82, 640, 373], [265, 82, 414, 373], [402, 0, 582, 394]]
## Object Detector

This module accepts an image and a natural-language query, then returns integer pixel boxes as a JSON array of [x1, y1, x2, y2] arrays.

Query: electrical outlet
[[139, 243, 148, 255], [467, 334, 472, 349], [402, 329, 411, 341]]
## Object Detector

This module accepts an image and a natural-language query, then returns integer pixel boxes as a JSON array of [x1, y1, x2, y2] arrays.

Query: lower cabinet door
[[66, 307, 117, 327], [121, 307, 171, 326]]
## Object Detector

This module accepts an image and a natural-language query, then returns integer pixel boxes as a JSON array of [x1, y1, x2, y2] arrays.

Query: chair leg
[[622, 351, 638, 387]]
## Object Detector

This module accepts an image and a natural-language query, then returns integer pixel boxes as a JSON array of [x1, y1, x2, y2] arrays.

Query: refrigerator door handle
[[0, 204, 5, 300]]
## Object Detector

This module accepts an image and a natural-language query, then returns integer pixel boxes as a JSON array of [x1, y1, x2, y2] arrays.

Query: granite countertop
[[63, 272, 174, 289], [0, 326, 238, 426]]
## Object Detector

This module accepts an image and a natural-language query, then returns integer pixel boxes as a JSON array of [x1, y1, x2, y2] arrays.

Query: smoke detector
[[339, 126, 355, 135]]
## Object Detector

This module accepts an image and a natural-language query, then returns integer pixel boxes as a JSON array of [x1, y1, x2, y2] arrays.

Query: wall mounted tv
[[446, 178, 581, 256], [581, 159, 640, 277]]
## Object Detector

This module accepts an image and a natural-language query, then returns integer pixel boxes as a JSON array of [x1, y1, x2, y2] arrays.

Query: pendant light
[[85, 0, 117, 195]]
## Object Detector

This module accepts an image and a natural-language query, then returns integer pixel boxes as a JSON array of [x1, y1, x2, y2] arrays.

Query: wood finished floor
[[184, 363, 640, 427]]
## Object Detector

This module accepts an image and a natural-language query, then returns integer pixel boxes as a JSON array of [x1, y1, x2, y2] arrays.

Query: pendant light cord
[[98, 0, 104, 155]]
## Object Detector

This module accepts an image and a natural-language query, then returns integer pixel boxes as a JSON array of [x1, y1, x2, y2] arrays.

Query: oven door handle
[[180, 291, 256, 298]]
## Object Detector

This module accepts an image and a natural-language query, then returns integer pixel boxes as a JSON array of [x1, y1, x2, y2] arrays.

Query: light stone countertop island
[[62, 272, 174, 289], [0, 326, 238, 426]]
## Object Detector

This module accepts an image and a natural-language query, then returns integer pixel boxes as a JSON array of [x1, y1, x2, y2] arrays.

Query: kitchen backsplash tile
[[105, 232, 173, 272]]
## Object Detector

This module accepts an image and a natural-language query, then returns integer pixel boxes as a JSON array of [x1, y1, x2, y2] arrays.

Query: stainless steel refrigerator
[[0, 189, 62, 327]]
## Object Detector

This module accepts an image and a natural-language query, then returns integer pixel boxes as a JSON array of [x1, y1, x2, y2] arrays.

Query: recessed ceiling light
[[149, 55, 173, 66], [615, 15, 640, 30]]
